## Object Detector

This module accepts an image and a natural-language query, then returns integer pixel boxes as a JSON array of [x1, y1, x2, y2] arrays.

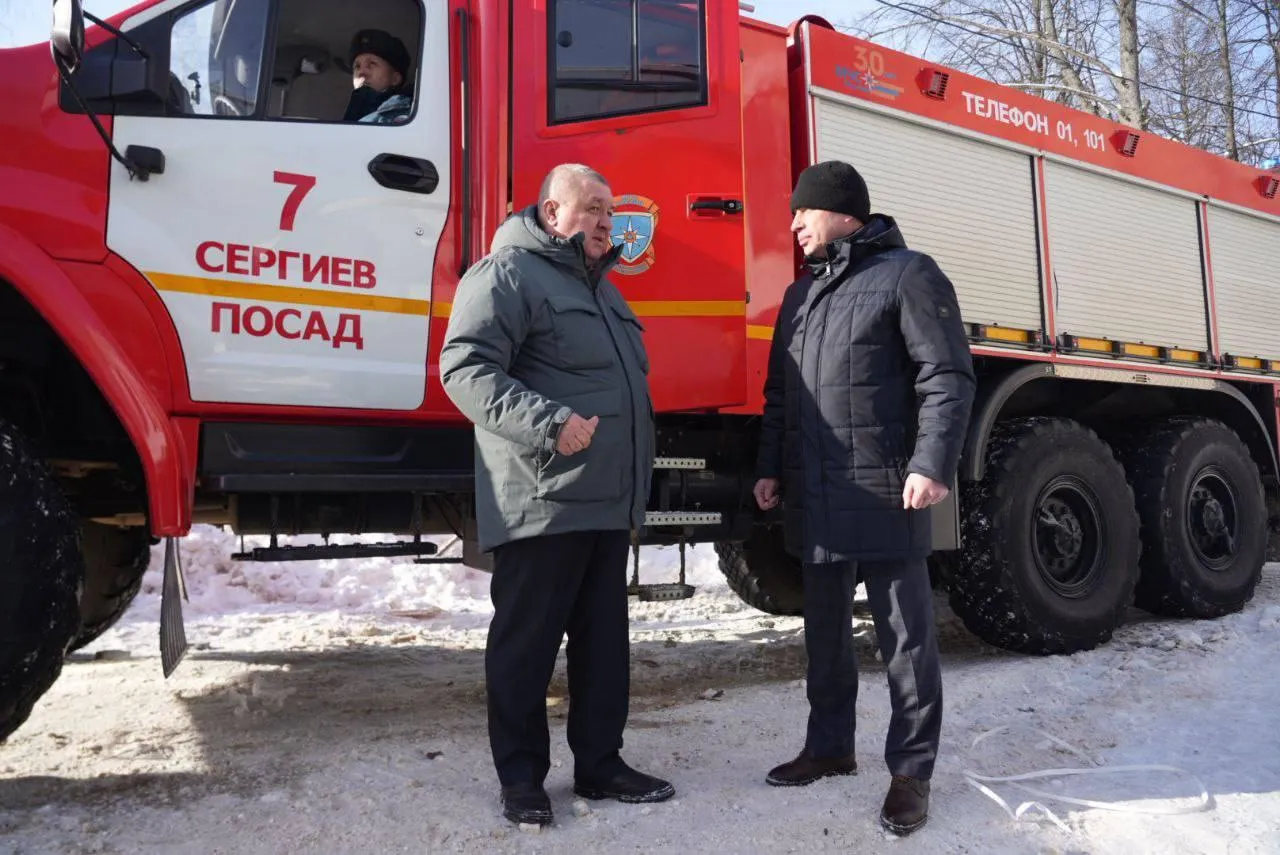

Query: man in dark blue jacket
[[753, 160, 976, 836]]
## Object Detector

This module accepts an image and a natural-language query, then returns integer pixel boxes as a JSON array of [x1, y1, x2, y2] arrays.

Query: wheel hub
[[1033, 478, 1105, 597], [1187, 469, 1238, 570]]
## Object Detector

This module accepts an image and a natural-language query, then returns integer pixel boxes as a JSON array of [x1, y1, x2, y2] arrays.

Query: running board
[[644, 511, 722, 526], [231, 540, 440, 562]]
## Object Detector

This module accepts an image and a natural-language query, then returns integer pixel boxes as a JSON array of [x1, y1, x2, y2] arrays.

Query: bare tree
[[850, 0, 1145, 125], [1143, 7, 1223, 149], [1155, 0, 1245, 158], [1248, 0, 1280, 157], [1113, 0, 1144, 125]]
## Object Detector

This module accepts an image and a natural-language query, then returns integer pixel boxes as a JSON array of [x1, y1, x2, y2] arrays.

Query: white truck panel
[[812, 94, 1044, 332], [1206, 204, 1280, 363], [105, 0, 452, 411], [1045, 161, 1209, 351]]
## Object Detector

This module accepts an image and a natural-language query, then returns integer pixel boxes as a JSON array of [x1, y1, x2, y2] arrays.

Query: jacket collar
[[803, 214, 906, 281], [492, 205, 623, 288]]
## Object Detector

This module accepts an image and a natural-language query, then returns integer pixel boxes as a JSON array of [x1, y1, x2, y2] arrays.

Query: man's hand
[[556, 413, 598, 455], [754, 477, 781, 510], [903, 473, 949, 510]]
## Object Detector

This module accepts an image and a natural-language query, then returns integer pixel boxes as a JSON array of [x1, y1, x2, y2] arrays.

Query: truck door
[[510, 0, 748, 412], [103, 0, 451, 411]]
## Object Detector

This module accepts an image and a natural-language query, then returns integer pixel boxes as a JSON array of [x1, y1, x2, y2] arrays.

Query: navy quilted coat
[[755, 215, 976, 564]]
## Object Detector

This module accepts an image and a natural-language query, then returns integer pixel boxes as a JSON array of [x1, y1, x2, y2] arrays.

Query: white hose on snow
[[961, 725, 1213, 833]]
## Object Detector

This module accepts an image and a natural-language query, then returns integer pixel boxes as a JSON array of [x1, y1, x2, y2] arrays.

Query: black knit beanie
[[790, 160, 871, 220], [350, 29, 411, 79]]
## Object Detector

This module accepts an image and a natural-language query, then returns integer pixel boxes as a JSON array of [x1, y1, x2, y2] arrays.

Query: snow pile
[[124, 525, 734, 624], [6, 522, 1278, 852], [1260, 605, 1280, 631]]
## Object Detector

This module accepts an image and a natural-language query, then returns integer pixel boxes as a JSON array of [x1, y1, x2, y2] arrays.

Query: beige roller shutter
[[1045, 160, 1208, 350], [812, 94, 1044, 332], [1206, 204, 1280, 362]]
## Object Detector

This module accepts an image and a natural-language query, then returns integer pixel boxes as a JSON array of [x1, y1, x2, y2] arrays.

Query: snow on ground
[[2, 526, 1279, 854]]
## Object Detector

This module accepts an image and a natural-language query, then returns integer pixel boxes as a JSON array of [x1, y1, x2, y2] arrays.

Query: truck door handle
[[689, 196, 743, 216], [368, 154, 439, 194]]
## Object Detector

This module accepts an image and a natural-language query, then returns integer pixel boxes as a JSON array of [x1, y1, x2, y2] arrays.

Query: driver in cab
[[343, 28, 413, 125]]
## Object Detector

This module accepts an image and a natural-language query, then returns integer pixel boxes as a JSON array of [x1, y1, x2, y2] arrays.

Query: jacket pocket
[[547, 295, 613, 369], [535, 387, 627, 503], [607, 300, 649, 375]]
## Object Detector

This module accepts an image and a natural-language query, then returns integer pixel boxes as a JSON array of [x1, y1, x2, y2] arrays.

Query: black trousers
[[486, 528, 631, 786], [801, 558, 942, 780]]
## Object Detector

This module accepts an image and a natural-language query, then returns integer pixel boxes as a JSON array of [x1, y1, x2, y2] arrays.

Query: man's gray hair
[[538, 163, 610, 204]]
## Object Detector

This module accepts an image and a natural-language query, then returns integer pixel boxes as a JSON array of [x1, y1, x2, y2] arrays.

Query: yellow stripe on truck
[[628, 300, 746, 317], [432, 301, 746, 320], [148, 275, 749, 323], [147, 272, 433, 316]]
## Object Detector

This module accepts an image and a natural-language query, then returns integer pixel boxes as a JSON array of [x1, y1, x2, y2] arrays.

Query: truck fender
[[960, 363, 1053, 483], [0, 223, 192, 535], [960, 361, 1279, 484]]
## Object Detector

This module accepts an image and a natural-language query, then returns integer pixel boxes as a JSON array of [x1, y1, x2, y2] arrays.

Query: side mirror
[[51, 0, 86, 71]]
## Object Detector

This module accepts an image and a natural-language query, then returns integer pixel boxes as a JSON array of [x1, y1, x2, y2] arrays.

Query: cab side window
[[170, 0, 268, 116], [549, 0, 707, 124], [165, 0, 423, 125]]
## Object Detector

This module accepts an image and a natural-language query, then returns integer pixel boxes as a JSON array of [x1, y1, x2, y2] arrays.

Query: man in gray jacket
[[440, 163, 672, 827]]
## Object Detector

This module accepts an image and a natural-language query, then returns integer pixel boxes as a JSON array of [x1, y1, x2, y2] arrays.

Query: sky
[[1, 0, 878, 49]]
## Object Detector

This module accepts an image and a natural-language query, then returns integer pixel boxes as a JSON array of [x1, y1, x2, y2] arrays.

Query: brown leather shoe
[[880, 775, 930, 835], [765, 749, 857, 787]]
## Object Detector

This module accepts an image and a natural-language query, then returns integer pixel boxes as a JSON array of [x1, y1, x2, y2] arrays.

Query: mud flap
[[929, 486, 960, 552], [160, 537, 189, 677]]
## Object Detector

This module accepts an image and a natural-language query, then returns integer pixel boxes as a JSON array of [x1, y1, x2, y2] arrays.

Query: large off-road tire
[[714, 524, 804, 615], [949, 417, 1141, 655], [1116, 417, 1267, 618], [69, 522, 152, 651], [0, 418, 83, 742]]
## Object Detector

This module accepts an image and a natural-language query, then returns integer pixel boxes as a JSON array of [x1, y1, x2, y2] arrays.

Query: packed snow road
[[1, 531, 1277, 853]]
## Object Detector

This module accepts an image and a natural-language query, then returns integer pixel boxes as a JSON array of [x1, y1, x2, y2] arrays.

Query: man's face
[[352, 53, 402, 92], [543, 178, 615, 262], [791, 207, 858, 257]]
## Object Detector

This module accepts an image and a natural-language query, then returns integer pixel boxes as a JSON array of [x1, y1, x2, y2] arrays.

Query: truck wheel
[[1118, 417, 1267, 618], [0, 419, 83, 742], [949, 417, 1141, 655], [715, 524, 804, 615], [69, 523, 153, 651]]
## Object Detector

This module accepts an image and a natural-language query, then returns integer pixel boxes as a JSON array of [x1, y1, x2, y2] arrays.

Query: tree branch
[[893, 1, 1123, 76], [1006, 80, 1121, 107]]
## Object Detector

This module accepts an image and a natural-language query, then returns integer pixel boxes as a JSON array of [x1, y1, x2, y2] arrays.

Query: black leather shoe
[[765, 749, 858, 786], [573, 763, 675, 804], [500, 782, 553, 826], [880, 775, 930, 835]]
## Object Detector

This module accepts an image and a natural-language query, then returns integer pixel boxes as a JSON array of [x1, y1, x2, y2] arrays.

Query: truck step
[[653, 457, 706, 470], [644, 511, 722, 526], [231, 540, 440, 562], [628, 582, 697, 601]]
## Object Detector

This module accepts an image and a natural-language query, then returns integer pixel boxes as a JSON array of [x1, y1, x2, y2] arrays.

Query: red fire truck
[[2, 0, 1277, 741]]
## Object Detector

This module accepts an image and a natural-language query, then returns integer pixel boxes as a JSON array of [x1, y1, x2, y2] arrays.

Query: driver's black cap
[[350, 29, 410, 78]]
